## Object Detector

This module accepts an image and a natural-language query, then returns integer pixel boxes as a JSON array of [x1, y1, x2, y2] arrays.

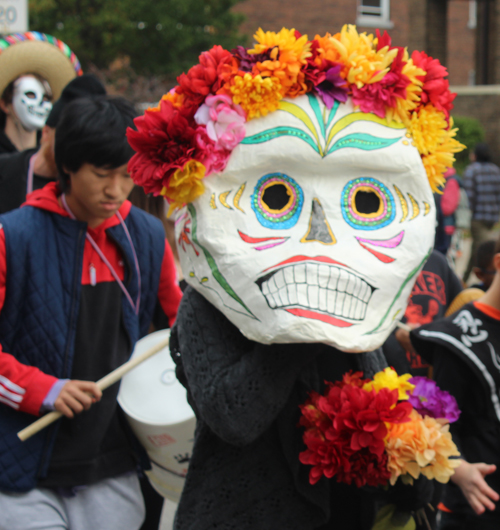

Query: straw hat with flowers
[[0, 31, 82, 99]]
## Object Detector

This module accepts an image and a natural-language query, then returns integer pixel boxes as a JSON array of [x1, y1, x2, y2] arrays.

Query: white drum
[[118, 329, 195, 503]]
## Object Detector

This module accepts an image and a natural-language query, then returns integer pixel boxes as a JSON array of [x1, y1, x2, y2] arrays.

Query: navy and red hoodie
[[0, 182, 182, 488]]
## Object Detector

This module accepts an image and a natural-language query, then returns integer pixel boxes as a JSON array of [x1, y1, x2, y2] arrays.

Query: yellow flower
[[385, 54, 424, 125], [249, 28, 311, 98], [385, 410, 461, 485], [226, 73, 282, 119], [329, 25, 397, 88], [409, 104, 449, 156], [409, 108, 466, 192], [363, 367, 414, 401], [250, 27, 311, 63], [162, 159, 206, 216]]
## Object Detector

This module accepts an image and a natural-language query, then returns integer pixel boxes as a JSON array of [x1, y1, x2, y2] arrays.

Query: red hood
[[22, 182, 132, 229]]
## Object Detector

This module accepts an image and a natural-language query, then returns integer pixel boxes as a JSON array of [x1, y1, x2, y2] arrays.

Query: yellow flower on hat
[[329, 25, 398, 88], [225, 73, 282, 119], [410, 107, 466, 191], [163, 159, 206, 216], [385, 54, 425, 124], [363, 367, 415, 401]]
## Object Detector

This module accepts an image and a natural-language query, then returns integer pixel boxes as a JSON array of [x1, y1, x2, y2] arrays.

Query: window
[[468, 1, 477, 30], [356, 0, 394, 29]]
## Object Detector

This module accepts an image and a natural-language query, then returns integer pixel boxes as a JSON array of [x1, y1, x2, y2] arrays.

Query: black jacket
[[0, 148, 57, 214], [171, 287, 390, 530]]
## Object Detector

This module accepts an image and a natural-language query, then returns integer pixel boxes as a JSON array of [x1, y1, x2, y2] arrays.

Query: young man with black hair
[[0, 96, 182, 529], [411, 235, 500, 529]]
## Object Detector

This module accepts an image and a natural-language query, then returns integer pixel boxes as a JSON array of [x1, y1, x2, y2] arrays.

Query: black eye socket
[[355, 190, 381, 215], [262, 183, 291, 211], [25, 92, 37, 99]]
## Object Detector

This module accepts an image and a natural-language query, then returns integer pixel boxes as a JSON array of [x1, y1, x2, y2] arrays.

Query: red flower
[[411, 50, 456, 118], [376, 29, 392, 51], [127, 99, 198, 195], [352, 47, 410, 118], [299, 377, 412, 487], [177, 46, 233, 108]]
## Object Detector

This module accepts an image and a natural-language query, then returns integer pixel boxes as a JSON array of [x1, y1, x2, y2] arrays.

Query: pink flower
[[194, 94, 246, 151], [194, 126, 231, 175]]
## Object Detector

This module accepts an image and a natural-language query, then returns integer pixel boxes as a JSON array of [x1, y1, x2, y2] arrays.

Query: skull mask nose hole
[[262, 184, 291, 211], [355, 190, 381, 215]]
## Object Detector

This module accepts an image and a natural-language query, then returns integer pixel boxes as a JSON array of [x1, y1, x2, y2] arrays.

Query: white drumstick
[[396, 321, 412, 332], [17, 336, 170, 442]]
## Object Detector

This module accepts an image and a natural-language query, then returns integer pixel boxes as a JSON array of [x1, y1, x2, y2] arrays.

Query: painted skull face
[[12, 76, 52, 131], [176, 95, 435, 352]]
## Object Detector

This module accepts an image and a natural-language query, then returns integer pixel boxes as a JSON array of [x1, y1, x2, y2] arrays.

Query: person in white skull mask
[[0, 75, 53, 152], [0, 32, 82, 154], [128, 26, 464, 530]]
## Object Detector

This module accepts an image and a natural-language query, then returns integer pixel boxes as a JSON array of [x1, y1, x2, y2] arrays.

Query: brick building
[[233, 0, 477, 86], [233, 0, 500, 162]]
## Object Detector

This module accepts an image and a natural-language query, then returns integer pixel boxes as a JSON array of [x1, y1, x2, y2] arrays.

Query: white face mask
[[175, 95, 436, 353], [12, 76, 53, 131]]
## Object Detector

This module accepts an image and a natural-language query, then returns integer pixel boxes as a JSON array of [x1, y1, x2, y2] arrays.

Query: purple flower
[[408, 377, 461, 423], [315, 65, 349, 109], [232, 45, 274, 73]]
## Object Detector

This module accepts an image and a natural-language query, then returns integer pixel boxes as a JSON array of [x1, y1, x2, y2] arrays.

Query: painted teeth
[[258, 263, 373, 321]]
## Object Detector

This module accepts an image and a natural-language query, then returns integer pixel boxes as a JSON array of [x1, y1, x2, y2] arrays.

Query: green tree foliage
[[29, 0, 246, 76], [452, 115, 486, 175]]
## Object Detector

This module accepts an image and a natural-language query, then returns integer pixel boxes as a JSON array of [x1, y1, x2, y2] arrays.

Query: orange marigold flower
[[248, 28, 311, 98], [148, 91, 185, 112], [385, 409, 461, 486], [224, 73, 282, 119], [162, 159, 206, 216], [311, 33, 343, 67]]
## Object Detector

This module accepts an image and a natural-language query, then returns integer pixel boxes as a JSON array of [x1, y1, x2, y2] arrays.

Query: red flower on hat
[[127, 99, 198, 195], [352, 46, 410, 118], [412, 50, 456, 118], [177, 46, 233, 108]]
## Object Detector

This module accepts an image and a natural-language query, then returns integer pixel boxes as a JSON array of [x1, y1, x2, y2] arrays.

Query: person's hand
[[451, 459, 499, 514], [54, 380, 102, 418], [395, 326, 417, 354]]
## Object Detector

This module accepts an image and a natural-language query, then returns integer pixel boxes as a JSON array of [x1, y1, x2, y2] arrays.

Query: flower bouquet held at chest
[[299, 368, 461, 488]]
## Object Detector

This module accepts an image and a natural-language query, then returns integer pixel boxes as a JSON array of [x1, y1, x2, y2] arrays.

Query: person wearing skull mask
[[0, 74, 53, 153], [126, 27, 464, 529], [0, 74, 106, 214], [0, 32, 82, 155]]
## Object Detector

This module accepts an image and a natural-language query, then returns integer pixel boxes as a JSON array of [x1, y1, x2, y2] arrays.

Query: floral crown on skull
[[127, 25, 465, 215]]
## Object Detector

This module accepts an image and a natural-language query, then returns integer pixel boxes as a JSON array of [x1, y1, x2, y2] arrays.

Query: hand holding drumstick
[[54, 380, 102, 419]]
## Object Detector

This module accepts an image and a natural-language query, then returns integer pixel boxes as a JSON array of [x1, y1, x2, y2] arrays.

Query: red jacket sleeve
[[0, 228, 58, 416], [441, 178, 460, 217], [157, 239, 183, 327]]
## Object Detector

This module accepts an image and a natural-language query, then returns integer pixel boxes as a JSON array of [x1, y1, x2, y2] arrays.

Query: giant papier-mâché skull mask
[[128, 26, 464, 352]]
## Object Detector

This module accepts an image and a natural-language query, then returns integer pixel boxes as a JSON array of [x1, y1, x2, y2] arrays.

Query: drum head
[[118, 329, 193, 426]]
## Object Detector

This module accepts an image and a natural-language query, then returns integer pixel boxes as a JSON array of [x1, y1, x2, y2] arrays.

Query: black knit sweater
[[170, 287, 386, 530]]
